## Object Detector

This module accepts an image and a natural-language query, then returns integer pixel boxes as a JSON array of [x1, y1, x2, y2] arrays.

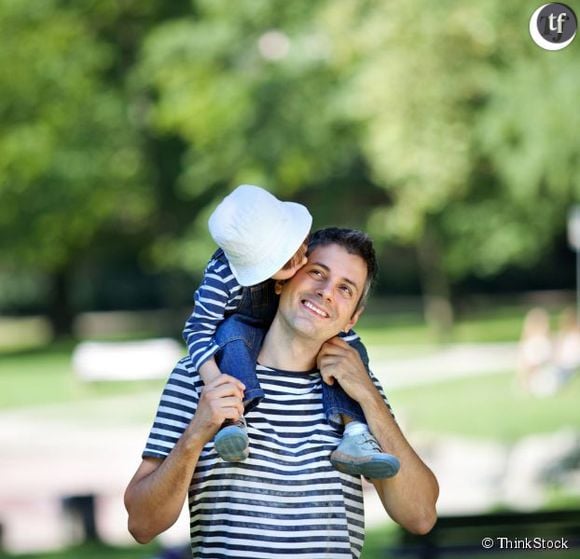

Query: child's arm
[[183, 255, 242, 373], [198, 356, 223, 385]]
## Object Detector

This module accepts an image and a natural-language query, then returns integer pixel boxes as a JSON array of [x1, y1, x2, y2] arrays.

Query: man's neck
[[257, 317, 322, 372]]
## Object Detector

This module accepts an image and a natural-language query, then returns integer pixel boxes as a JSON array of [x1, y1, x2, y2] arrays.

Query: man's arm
[[124, 374, 245, 543], [360, 385, 439, 534], [317, 338, 439, 535]]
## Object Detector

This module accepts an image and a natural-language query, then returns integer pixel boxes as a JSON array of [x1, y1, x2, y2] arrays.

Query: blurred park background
[[1, 0, 579, 558]]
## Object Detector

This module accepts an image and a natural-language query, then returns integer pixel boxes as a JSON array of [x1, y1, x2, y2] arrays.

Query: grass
[[1, 303, 578, 441], [388, 371, 580, 441], [355, 303, 531, 345], [0, 302, 576, 422], [0, 346, 77, 409], [0, 342, 165, 410], [0, 305, 517, 410]]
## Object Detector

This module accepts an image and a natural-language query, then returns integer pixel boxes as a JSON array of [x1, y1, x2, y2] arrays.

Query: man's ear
[[344, 306, 364, 333], [274, 280, 286, 295]]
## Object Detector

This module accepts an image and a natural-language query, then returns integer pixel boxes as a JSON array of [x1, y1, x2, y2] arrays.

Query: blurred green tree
[[1, 0, 578, 340], [322, 0, 580, 336], [0, 0, 193, 336], [133, 0, 381, 274]]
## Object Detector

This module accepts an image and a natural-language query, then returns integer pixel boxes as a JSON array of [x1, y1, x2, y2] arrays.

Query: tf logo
[[529, 3, 577, 50]]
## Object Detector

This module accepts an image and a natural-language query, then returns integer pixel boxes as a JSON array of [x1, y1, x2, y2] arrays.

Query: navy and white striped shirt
[[143, 358, 392, 558], [183, 254, 244, 371]]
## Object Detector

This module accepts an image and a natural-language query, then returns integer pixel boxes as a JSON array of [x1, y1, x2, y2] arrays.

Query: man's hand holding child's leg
[[199, 357, 250, 461]]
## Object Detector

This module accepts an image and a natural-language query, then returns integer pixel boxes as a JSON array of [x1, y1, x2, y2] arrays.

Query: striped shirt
[[183, 253, 244, 371], [143, 358, 392, 558]]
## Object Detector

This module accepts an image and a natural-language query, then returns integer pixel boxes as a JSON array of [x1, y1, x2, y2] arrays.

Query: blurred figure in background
[[517, 306, 580, 397], [553, 307, 580, 386], [517, 307, 553, 395]]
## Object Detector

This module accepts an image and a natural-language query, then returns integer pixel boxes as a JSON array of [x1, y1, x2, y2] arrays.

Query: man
[[125, 228, 439, 558]]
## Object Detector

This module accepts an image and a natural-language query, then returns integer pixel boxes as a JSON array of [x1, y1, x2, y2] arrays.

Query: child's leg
[[323, 333, 368, 423], [214, 315, 266, 411], [326, 383, 400, 479], [211, 315, 265, 462], [324, 333, 400, 479]]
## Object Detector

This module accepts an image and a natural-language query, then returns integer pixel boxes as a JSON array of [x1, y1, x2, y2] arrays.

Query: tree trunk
[[416, 227, 454, 342], [47, 267, 75, 339]]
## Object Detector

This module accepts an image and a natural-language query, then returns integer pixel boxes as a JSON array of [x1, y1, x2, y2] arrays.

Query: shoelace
[[360, 432, 382, 452]]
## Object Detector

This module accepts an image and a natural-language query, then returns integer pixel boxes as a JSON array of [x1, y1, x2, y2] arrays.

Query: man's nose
[[316, 282, 333, 300]]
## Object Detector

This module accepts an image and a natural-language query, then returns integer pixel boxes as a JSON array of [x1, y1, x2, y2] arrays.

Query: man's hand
[[316, 337, 377, 403], [187, 374, 245, 445], [125, 373, 245, 544]]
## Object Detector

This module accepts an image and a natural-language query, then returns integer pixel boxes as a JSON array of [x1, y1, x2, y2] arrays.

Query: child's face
[[271, 242, 308, 281]]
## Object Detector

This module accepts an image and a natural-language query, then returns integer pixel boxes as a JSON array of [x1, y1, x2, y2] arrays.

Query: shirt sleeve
[[142, 357, 201, 459], [182, 256, 243, 371]]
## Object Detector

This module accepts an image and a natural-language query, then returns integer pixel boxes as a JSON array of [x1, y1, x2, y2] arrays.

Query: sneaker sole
[[214, 426, 249, 462], [330, 452, 400, 479]]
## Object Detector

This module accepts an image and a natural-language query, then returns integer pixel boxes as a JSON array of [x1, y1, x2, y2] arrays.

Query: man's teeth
[[304, 301, 328, 317]]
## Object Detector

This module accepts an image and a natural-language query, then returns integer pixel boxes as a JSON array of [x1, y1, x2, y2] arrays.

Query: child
[[183, 184, 400, 479]]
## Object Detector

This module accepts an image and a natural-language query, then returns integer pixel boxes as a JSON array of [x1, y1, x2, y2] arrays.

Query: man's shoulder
[[163, 356, 202, 394]]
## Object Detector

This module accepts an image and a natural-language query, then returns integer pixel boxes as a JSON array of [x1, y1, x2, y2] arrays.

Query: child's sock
[[344, 420, 369, 437]]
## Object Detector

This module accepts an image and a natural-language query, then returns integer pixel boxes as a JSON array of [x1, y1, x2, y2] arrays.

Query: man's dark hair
[[308, 227, 378, 313]]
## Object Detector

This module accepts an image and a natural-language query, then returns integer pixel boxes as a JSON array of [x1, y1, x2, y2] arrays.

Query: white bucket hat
[[208, 184, 313, 286]]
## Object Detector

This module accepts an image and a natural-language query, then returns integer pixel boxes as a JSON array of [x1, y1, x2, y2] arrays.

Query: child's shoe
[[330, 422, 400, 479], [214, 416, 249, 461]]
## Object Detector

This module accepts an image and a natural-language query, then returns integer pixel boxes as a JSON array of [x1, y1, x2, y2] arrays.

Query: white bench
[[72, 338, 185, 381]]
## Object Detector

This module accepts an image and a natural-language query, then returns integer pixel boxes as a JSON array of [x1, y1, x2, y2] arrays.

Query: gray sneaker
[[214, 416, 249, 462], [330, 431, 400, 479]]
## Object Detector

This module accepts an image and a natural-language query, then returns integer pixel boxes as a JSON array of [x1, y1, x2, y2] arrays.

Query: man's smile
[[301, 299, 330, 318]]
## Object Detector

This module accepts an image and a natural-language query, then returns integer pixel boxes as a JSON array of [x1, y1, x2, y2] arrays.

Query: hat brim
[[229, 202, 313, 286]]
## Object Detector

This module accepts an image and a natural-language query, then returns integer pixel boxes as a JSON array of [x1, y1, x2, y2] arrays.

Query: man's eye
[[309, 269, 322, 278], [340, 285, 353, 296]]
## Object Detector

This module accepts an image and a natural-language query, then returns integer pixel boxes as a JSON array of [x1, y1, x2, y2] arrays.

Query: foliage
[[0, 0, 578, 328], [134, 0, 371, 272], [0, 0, 151, 272], [323, 0, 580, 279]]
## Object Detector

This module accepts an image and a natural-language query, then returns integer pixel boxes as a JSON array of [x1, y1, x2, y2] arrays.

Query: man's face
[[277, 243, 367, 342]]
